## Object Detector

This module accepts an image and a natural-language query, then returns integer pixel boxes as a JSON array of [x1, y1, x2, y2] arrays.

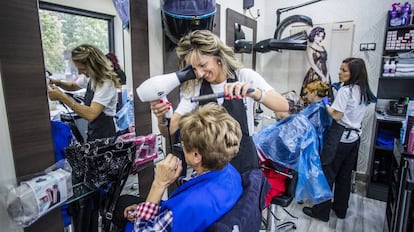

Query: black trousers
[[312, 139, 360, 219]]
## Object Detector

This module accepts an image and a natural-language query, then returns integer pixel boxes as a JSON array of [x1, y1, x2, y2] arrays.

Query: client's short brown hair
[[179, 103, 242, 170]]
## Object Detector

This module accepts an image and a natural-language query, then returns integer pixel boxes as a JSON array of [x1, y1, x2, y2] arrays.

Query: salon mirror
[[226, 8, 257, 70]]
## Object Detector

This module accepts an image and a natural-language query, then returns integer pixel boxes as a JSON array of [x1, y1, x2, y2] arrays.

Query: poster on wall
[[287, 21, 355, 94]]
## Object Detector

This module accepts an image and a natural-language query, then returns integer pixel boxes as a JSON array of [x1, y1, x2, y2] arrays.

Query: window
[[39, 2, 114, 81]]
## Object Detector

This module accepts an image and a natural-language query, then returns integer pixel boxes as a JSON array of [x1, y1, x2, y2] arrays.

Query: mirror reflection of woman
[[301, 26, 332, 105], [48, 44, 120, 142]]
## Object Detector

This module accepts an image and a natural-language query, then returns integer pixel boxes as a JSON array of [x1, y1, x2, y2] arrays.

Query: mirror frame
[[226, 8, 257, 70]]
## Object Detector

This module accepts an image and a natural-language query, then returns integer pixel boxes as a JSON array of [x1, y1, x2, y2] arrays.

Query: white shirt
[[77, 75, 118, 117], [93, 79, 118, 116], [331, 85, 367, 143], [75, 74, 89, 89], [175, 68, 274, 136]]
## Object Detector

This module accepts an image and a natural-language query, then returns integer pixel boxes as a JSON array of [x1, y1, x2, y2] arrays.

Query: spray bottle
[[390, 3, 401, 27], [389, 60, 396, 76], [383, 59, 391, 77]]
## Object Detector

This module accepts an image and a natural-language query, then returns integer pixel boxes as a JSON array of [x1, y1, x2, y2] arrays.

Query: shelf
[[387, 24, 414, 30], [379, 76, 414, 81], [380, 76, 414, 80], [384, 49, 414, 53], [376, 113, 405, 122]]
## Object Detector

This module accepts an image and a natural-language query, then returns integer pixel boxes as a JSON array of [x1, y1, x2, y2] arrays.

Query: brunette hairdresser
[[303, 57, 376, 222]]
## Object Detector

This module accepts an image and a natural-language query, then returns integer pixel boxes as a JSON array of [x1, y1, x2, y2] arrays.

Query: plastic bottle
[[389, 60, 396, 76], [390, 3, 402, 26], [408, 126, 414, 154], [401, 2, 412, 26], [383, 59, 391, 77], [6, 168, 73, 227]]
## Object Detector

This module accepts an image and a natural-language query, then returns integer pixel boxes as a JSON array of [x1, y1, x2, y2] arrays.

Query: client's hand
[[123, 204, 138, 222], [153, 154, 183, 189]]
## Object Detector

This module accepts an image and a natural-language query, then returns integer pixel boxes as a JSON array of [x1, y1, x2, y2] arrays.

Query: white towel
[[397, 58, 414, 64], [398, 53, 414, 59], [396, 67, 414, 72], [395, 71, 414, 77]]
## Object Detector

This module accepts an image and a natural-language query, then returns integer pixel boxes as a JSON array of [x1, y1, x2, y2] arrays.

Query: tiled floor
[[261, 190, 387, 231]]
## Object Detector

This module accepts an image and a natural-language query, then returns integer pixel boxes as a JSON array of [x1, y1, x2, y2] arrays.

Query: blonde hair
[[305, 80, 329, 97], [176, 30, 244, 95], [179, 103, 242, 170], [71, 44, 120, 90]]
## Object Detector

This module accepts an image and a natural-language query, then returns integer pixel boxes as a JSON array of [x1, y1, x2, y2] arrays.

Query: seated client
[[113, 103, 243, 232]]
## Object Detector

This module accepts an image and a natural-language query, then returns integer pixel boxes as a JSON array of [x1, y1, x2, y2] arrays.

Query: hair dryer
[[136, 65, 196, 102]]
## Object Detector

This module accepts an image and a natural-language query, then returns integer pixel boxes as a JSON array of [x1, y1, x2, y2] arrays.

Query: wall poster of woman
[[300, 26, 333, 105]]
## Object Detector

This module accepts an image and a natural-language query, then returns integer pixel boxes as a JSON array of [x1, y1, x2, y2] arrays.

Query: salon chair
[[207, 169, 270, 232], [265, 169, 298, 231]]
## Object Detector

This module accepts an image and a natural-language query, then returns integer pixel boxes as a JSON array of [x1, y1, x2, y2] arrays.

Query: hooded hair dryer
[[136, 65, 196, 102]]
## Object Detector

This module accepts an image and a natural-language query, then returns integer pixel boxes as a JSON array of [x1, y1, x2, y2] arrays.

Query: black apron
[[70, 82, 117, 232], [319, 120, 345, 166], [320, 120, 361, 166], [83, 82, 116, 141], [199, 78, 258, 174]]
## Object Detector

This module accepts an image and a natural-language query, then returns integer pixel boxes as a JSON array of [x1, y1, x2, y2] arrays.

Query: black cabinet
[[377, 11, 414, 100], [386, 140, 414, 232], [368, 11, 414, 202], [366, 114, 403, 201]]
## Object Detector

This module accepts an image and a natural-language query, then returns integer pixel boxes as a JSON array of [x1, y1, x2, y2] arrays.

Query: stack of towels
[[396, 53, 414, 77]]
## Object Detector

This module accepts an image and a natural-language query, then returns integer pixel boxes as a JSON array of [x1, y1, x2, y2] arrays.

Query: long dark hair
[[342, 57, 376, 105]]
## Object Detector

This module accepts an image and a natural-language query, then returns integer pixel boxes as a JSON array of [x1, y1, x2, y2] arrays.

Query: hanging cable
[[248, 8, 260, 20], [166, 118, 173, 153]]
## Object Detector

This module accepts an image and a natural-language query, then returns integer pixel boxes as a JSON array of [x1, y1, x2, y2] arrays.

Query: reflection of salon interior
[[1, 0, 414, 231]]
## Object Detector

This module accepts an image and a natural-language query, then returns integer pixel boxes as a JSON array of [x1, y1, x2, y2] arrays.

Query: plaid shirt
[[133, 171, 199, 231], [133, 202, 173, 231]]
